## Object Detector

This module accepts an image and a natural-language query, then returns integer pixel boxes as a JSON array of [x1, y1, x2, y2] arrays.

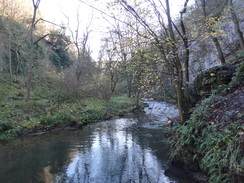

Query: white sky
[[39, 0, 110, 60], [39, 0, 192, 60]]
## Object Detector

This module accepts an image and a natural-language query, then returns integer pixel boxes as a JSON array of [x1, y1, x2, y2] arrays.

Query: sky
[[39, 0, 192, 60], [39, 0, 111, 60]]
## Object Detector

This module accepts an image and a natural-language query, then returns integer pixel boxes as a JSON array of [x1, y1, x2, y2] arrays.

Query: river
[[0, 101, 194, 183]]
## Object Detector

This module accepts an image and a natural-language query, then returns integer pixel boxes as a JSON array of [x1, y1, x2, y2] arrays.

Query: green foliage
[[39, 112, 74, 126], [46, 30, 73, 70], [229, 62, 244, 88], [226, 51, 244, 64], [170, 94, 244, 182], [0, 126, 21, 139], [80, 109, 105, 123], [0, 17, 73, 75], [79, 96, 135, 123], [0, 17, 30, 75], [0, 75, 136, 139], [105, 95, 136, 115], [0, 122, 14, 133]]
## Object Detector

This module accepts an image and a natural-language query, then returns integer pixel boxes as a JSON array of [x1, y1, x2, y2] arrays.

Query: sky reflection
[[55, 118, 175, 183]]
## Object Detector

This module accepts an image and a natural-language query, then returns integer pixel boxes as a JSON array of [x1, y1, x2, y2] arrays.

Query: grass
[[0, 74, 136, 139]]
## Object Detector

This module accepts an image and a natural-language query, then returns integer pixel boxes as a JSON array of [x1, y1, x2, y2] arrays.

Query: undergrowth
[[0, 74, 136, 139], [170, 95, 244, 183]]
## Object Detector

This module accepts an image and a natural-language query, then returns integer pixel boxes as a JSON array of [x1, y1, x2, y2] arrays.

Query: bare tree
[[117, 0, 188, 122], [103, 15, 142, 98], [26, 0, 41, 101], [64, 5, 93, 82], [0, 0, 32, 23]]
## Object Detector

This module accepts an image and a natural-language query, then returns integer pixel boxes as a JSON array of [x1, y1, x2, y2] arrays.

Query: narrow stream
[[0, 101, 194, 183]]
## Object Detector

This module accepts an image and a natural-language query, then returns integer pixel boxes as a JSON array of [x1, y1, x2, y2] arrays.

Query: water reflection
[[0, 129, 94, 183], [0, 101, 184, 183], [54, 119, 174, 183]]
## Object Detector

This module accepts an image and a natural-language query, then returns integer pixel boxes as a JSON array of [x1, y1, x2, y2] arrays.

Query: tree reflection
[[55, 119, 173, 183]]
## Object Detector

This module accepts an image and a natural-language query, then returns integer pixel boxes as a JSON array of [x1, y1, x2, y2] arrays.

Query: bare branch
[[34, 18, 65, 28]]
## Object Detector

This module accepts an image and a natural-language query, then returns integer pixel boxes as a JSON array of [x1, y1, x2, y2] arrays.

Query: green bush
[[229, 62, 244, 89], [0, 122, 22, 139], [0, 127, 22, 139], [39, 112, 74, 126], [80, 109, 105, 123], [0, 122, 14, 132]]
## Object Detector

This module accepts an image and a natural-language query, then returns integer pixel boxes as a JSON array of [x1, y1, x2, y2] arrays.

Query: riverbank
[[169, 61, 244, 183], [0, 105, 193, 183], [0, 75, 137, 139]]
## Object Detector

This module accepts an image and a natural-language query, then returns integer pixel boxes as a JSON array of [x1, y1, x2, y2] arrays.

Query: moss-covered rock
[[185, 60, 243, 110], [194, 62, 238, 97]]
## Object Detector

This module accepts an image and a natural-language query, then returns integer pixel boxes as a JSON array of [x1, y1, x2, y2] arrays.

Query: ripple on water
[[142, 100, 179, 129]]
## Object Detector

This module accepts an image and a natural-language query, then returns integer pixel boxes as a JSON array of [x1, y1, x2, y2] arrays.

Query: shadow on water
[[0, 100, 195, 183]]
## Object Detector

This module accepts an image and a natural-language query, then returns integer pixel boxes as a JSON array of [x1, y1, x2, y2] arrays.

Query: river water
[[0, 101, 193, 183]]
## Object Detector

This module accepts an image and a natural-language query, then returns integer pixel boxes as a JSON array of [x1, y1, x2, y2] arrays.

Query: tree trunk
[[127, 76, 132, 97], [212, 37, 226, 64], [75, 43, 82, 81], [26, 0, 40, 101], [175, 80, 186, 122], [184, 46, 189, 82], [166, 0, 187, 123], [201, 0, 226, 65], [180, 0, 190, 84], [8, 32, 12, 84], [16, 49, 20, 80], [229, 0, 244, 50]]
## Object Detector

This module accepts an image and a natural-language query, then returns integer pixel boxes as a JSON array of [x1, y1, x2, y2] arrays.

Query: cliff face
[[188, 0, 244, 81]]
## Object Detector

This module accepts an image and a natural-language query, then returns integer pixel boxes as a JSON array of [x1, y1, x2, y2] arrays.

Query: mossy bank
[[0, 75, 137, 139]]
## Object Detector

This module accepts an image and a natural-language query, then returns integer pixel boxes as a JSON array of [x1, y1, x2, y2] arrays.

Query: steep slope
[[170, 60, 244, 182]]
